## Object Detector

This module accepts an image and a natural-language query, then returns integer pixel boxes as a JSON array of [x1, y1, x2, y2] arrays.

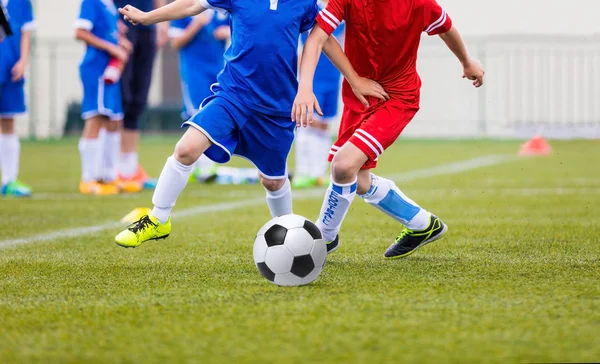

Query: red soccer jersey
[[316, 0, 452, 111]]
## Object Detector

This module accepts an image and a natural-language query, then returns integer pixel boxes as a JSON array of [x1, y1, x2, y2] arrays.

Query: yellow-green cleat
[[115, 215, 171, 248]]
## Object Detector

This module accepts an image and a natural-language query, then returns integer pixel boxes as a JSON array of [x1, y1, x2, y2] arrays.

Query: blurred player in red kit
[[293, 0, 485, 258]]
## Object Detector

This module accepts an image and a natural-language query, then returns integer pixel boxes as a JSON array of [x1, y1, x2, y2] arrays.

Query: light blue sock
[[360, 174, 430, 230]]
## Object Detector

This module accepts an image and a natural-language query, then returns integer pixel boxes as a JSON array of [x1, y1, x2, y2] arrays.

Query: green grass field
[[1, 138, 599, 363]]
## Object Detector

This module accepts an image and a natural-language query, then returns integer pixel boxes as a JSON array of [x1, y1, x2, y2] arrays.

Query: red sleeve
[[423, 0, 452, 35], [316, 0, 345, 36]]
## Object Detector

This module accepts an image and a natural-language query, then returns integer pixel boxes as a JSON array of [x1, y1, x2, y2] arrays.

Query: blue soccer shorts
[[315, 86, 340, 122], [80, 73, 124, 121], [0, 78, 26, 117], [184, 91, 296, 180]]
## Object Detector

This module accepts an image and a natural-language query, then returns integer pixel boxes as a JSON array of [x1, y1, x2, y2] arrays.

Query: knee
[[356, 172, 373, 195], [330, 157, 359, 183], [0, 119, 14, 134], [261, 177, 286, 192], [174, 140, 201, 166]]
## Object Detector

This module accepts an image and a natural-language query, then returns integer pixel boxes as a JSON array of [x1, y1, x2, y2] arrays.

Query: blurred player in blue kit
[[113, 0, 356, 247], [0, 0, 35, 197], [169, 10, 232, 183], [74, 0, 135, 195], [293, 0, 344, 189]]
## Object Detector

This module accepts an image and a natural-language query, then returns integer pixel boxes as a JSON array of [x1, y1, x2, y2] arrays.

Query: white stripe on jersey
[[353, 133, 381, 157], [426, 9, 447, 33], [318, 10, 338, 30], [356, 129, 384, 155], [322, 8, 341, 25]]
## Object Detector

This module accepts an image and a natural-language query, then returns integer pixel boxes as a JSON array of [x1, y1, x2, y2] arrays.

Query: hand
[[11, 59, 26, 82], [156, 22, 169, 48], [349, 77, 389, 108], [119, 37, 133, 54], [292, 86, 323, 127], [117, 20, 129, 35], [109, 45, 129, 63], [119, 5, 149, 26], [462, 58, 485, 88]]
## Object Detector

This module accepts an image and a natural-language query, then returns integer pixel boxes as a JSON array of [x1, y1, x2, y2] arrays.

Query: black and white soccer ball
[[253, 214, 326, 286]]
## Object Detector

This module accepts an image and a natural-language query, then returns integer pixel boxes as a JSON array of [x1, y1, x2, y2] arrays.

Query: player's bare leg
[[315, 142, 365, 253], [115, 127, 211, 248], [0, 117, 31, 197], [316, 142, 447, 257]]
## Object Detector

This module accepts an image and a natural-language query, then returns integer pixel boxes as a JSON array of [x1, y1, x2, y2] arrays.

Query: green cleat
[[1, 180, 32, 197], [291, 176, 317, 189], [115, 215, 171, 248], [384, 215, 448, 259]]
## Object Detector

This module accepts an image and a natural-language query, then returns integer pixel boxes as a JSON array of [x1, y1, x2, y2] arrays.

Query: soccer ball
[[253, 214, 327, 286]]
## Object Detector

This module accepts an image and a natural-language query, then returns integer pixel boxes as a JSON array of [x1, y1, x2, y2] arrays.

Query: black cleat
[[384, 215, 448, 259], [326, 235, 340, 254]]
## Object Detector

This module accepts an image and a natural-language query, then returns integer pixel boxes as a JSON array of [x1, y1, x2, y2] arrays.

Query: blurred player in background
[[169, 10, 227, 183], [0, 0, 35, 197], [293, 0, 343, 189], [294, 0, 485, 257], [168, 10, 263, 186], [114, 0, 168, 191], [74, 0, 133, 195], [114, 0, 324, 248]]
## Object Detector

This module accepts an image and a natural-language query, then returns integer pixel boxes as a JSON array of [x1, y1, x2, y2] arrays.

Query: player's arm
[[11, 28, 31, 81], [170, 13, 212, 50], [213, 25, 230, 41], [154, 0, 169, 47], [438, 27, 484, 87], [119, 0, 207, 26], [293, 25, 388, 126], [75, 28, 129, 63]]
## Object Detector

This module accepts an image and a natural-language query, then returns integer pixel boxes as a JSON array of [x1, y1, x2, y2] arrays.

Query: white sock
[[103, 131, 120, 182], [360, 174, 431, 230], [119, 151, 138, 178], [0, 134, 20, 185], [265, 178, 293, 217], [308, 127, 331, 178], [316, 178, 357, 242], [96, 129, 106, 180], [151, 155, 193, 223], [78, 138, 101, 183], [294, 128, 311, 177]]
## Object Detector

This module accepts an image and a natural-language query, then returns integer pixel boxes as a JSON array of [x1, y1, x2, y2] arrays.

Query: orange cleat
[[79, 180, 120, 196], [128, 165, 158, 190], [118, 178, 143, 193]]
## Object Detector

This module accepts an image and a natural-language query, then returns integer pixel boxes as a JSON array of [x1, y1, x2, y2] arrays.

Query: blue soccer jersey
[[199, 0, 318, 117], [74, 0, 123, 121], [0, 0, 35, 84], [74, 0, 120, 77], [170, 12, 229, 118]]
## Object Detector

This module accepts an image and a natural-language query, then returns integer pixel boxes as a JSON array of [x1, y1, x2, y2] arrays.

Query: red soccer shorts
[[328, 100, 418, 169]]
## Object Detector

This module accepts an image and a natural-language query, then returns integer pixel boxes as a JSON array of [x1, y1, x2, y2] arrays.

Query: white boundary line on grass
[[0, 154, 512, 249]]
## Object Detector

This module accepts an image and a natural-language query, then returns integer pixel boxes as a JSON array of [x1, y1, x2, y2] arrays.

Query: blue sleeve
[[75, 0, 97, 31], [21, 0, 35, 30], [300, 2, 318, 33], [171, 17, 189, 30], [200, 0, 232, 13], [212, 12, 229, 28], [300, 31, 308, 46]]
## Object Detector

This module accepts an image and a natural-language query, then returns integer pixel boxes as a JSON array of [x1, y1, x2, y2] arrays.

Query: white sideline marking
[[0, 154, 512, 249]]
